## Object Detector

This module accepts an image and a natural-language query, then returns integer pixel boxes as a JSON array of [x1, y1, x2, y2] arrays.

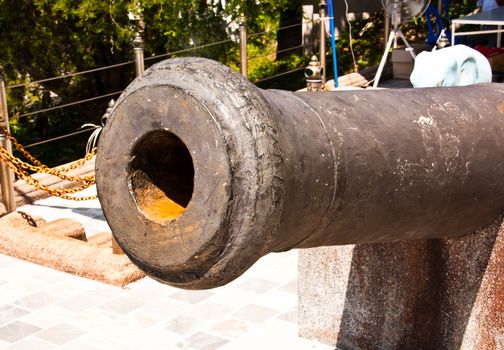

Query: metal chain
[[0, 124, 97, 201], [0, 124, 95, 180]]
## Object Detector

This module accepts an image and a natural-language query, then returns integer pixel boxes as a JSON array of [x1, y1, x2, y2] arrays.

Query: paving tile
[[277, 307, 298, 324], [77, 325, 131, 349], [0, 305, 30, 326], [248, 261, 298, 284], [187, 302, 233, 321], [207, 288, 257, 310], [125, 281, 168, 302], [14, 292, 62, 311], [67, 307, 118, 331], [121, 326, 184, 350], [0, 190, 334, 350], [206, 318, 251, 339], [237, 277, 279, 294], [2, 337, 55, 350], [219, 319, 333, 350], [19, 305, 76, 329], [84, 283, 125, 299], [16, 204, 72, 222], [35, 322, 86, 345], [0, 280, 51, 304], [57, 340, 102, 350], [164, 314, 206, 335], [232, 304, 280, 324], [112, 310, 163, 331], [32, 268, 68, 283], [0, 321, 41, 343], [178, 331, 228, 350], [107, 345, 142, 350], [44, 278, 96, 298], [169, 290, 214, 305], [252, 289, 297, 311], [70, 207, 105, 220], [99, 295, 146, 315], [279, 279, 298, 294], [56, 294, 104, 313], [0, 254, 20, 268], [141, 297, 190, 319], [79, 217, 111, 237]]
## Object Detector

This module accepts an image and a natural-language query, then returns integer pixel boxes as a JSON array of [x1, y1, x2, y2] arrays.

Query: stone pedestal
[[299, 218, 504, 349]]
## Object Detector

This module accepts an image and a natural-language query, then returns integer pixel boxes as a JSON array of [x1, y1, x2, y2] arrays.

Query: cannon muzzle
[[96, 57, 504, 289]]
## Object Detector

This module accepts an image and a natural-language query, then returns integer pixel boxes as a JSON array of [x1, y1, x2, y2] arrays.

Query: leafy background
[[0, 0, 477, 166]]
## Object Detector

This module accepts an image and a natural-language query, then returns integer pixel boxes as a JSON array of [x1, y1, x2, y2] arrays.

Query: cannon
[[96, 57, 504, 290]]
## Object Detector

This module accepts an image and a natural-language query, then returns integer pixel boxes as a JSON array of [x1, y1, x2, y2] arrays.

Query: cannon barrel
[[96, 57, 504, 289]]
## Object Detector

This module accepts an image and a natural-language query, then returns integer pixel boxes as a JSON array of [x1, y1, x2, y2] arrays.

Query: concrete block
[[299, 218, 504, 349], [392, 49, 414, 80]]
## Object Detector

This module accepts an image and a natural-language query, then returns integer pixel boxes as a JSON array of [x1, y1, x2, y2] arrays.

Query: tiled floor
[[0, 187, 333, 350]]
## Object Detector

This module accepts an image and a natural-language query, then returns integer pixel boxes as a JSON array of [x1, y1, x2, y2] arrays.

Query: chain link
[[0, 124, 97, 201]]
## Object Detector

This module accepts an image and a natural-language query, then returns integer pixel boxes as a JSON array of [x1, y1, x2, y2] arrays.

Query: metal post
[[384, 12, 391, 49], [319, 1, 327, 85], [133, 32, 145, 77], [0, 67, 16, 213], [239, 14, 248, 78]]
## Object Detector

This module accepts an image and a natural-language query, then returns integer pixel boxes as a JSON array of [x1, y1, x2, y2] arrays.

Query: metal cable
[[7, 20, 317, 90], [248, 44, 303, 61], [253, 67, 305, 83], [7, 62, 134, 90], [248, 19, 316, 39], [145, 38, 234, 62], [23, 126, 99, 149], [16, 90, 122, 119]]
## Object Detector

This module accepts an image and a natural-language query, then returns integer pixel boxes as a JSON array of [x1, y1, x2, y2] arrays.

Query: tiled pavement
[[0, 187, 333, 350]]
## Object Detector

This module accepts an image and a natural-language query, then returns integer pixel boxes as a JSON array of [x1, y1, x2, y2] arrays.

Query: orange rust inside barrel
[[141, 195, 185, 221], [132, 175, 186, 222]]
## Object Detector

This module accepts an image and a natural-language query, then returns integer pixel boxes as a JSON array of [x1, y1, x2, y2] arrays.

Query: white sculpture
[[410, 45, 492, 87]]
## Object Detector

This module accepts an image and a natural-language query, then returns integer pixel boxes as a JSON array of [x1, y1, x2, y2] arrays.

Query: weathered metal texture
[[298, 218, 504, 349], [96, 57, 504, 289]]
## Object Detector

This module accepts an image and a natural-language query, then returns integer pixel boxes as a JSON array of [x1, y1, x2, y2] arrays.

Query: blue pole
[[327, 0, 338, 87]]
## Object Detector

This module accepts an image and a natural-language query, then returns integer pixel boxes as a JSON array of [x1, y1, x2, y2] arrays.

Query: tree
[[0, 0, 309, 165]]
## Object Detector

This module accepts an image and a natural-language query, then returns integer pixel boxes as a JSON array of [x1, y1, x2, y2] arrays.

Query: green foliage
[[0, 0, 309, 166], [1, 0, 479, 167]]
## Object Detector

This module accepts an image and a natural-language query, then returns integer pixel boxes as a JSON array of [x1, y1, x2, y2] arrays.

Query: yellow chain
[[0, 124, 97, 201]]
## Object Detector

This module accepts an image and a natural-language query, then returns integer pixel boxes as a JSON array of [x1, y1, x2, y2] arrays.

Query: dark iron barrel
[[96, 57, 504, 289]]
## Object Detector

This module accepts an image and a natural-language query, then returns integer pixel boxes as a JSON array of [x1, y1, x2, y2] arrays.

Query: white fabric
[[410, 45, 492, 88]]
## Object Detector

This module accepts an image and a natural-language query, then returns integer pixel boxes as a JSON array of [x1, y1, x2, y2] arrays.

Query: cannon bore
[[96, 57, 504, 289]]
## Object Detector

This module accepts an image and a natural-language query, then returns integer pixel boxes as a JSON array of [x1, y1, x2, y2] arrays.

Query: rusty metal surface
[[96, 57, 504, 289]]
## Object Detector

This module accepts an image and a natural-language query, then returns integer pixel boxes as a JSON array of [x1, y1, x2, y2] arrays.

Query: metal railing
[[0, 10, 327, 212]]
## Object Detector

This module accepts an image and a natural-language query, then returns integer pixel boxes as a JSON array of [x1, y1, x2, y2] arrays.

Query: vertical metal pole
[[133, 31, 145, 77], [319, 1, 327, 85], [0, 67, 16, 213], [302, 5, 315, 56], [385, 12, 391, 49], [239, 14, 248, 78], [498, 25, 502, 49]]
